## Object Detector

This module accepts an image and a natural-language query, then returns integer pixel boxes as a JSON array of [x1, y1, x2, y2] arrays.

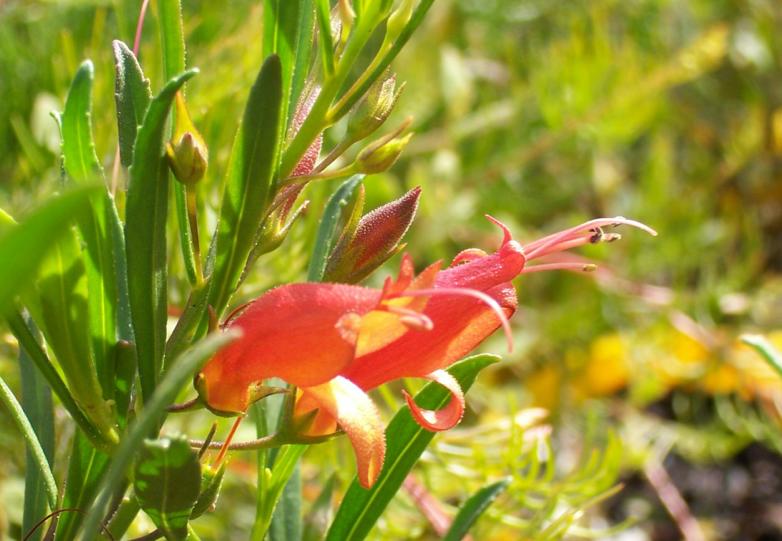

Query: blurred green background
[[1, 1, 781, 539]]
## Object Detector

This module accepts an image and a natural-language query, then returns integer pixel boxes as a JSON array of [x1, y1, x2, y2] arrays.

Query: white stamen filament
[[524, 236, 592, 260], [396, 287, 514, 352], [525, 217, 657, 260], [521, 262, 597, 274]]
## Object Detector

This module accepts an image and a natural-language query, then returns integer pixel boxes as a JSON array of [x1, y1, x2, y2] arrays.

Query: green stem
[[0, 375, 57, 510], [329, 0, 435, 121], [106, 497, 141, 540], [251, 444, 308, 540], [279, 14, 377, 178], [186, 187, 204, 284], [282, 163, 357, 187]]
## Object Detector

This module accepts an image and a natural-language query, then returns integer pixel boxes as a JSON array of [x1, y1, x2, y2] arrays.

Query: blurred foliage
[[1, 0, 782, 539]]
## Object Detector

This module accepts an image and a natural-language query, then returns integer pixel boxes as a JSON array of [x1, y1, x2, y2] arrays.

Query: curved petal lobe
[[301, 377, 386, 488], [403, 370, 465, 431]]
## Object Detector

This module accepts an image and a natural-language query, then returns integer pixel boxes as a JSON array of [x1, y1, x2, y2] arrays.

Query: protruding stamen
[[521, 262, 597, 274], [386, 305, 434, 331], [589, 227, 604, 244], [395, 287, 514, 352], [525, 217, 657, 260]]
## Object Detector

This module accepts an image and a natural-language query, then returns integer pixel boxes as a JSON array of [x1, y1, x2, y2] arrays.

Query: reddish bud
[[324, 186, 421, 283], [289, 86, 323, 177]]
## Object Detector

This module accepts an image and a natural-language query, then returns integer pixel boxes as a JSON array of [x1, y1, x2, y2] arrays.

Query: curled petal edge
[[300, 376, 386, 488], [403, 369, 465, 432]]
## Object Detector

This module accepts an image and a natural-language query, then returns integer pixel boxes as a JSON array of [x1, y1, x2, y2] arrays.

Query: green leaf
[[80, 330, 238, 539], [55, 433, 110, 540], [326, 354, 500, 541], [60, 60, 104, 181], [0, 375, 57, 511], [443, 478, 512, 541], [314, 0, 335, 77], [12, 188, 116, 443], [263, 0, 314, 128], [0, 186, 98, 316], [61, 58, 125, 403], [208, 55, 283, 316], [112, 40, 151, 166], [134, 436, 202, 541], [307, 175, 364, 281], [741, 334, 782, 380], [7, 310, 107, 447], [269, 465, 302, 541], [125, 69, 197, 403], [157, 0, 186, 81], [156, 0, 199, 287], [19, 317, 55, 541], [302, 475, 336, 541]]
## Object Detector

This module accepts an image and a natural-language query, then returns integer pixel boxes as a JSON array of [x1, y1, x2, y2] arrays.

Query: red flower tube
[[196, 215, 655, 487]]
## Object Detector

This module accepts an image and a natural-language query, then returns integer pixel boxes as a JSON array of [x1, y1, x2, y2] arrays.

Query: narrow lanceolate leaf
[[157, 0, 186, 81], [7, 310, 106, 447], [209, 55, 282, 316], [126, 69, 197, 403], [307, 176, 364, 281], [22, 224, 117, 443], [326, 354, 500, 541], [19, 317, 55, 541], [263, 0, 314, 129], [0, 186, 95, 314], [443, 478, 512, 541], [157, 0, 199, 287], [61, 60, 104, 181], [0, 376, 57, 511], [134, 436, 202, 541], [55, 433, 110, 540], [81, 331, 238, 540], [61, 59, 121, 399], [113, 40, 152, 166]]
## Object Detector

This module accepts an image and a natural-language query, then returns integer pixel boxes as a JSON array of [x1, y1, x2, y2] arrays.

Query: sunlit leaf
[[326, 354, 500, 541], [134, 436, 202, 540]]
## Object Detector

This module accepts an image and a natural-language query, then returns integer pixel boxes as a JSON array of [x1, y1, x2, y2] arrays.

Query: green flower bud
[[166, 92, 208, 186], [346, 72, 405, 143], [356, 118, 413, 174]]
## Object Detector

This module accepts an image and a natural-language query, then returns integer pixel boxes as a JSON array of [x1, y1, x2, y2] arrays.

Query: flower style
[[196, 215, 655, 487]]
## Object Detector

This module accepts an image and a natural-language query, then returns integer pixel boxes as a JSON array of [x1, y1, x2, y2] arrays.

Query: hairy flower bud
[[347, 72, 405, 143], [324, 186, 421, 283], [289, 86, 323, 177], [166, 92, 208, 186]]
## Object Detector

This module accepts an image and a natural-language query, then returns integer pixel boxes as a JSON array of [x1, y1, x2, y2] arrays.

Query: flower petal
[[300, 377, 386, 488], [403, 370, 465, 431]]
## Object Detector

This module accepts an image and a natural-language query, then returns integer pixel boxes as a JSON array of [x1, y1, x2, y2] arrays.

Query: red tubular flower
[[197, 215, 655, 487]]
